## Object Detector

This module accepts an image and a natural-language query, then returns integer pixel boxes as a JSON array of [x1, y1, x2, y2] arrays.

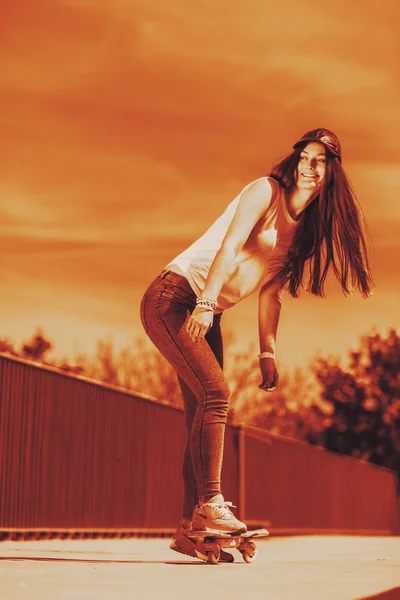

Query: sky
[[1, 0, 399, 373]]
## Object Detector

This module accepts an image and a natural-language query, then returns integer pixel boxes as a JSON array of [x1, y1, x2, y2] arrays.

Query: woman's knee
[[219, 379, 230, 402], [202, 377, 230, 406]]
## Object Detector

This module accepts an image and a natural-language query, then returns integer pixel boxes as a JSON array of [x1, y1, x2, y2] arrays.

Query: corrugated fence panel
[[0, 354, 398, 534], [0, 355, 185, 530], [244, 427, 399, 533]]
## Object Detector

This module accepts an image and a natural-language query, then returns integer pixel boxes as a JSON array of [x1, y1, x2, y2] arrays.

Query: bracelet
[[258, 352, 275, 360], [196, 297, 217, 311]]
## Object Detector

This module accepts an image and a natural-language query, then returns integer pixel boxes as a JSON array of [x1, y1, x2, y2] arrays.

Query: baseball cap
[[293, 128, 342, 162]]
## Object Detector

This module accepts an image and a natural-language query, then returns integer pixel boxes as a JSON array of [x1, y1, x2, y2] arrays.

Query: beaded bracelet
[[258, 352, 275, 360], [196, 298, 217, 311]]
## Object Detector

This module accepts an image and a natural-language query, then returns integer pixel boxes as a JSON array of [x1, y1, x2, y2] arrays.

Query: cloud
[[1, 0, 131, 91], [2, 0, 400, 190], [0, 233, 192, 296], [1, 0, 400, 366]]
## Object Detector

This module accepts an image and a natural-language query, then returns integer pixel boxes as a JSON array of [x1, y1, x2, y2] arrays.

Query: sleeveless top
[[164, 177, 297, 313]]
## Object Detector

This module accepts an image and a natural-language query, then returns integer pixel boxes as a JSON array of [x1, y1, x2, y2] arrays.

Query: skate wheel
[[241, 542, 257, 563], [208, 551, 219, 565]]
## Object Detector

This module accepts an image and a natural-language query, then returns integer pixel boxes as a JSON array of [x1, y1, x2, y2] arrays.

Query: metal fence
[[0, 353, 398, 538]]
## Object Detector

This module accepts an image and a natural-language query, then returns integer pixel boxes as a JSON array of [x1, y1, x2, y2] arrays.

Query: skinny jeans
[[140, 270, 230, 519]]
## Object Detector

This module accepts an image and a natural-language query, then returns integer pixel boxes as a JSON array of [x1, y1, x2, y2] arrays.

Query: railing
[[0, 353, 398, 538]]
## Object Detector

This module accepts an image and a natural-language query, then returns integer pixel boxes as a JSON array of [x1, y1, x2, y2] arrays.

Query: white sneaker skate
[[191, 494, 247, 535]]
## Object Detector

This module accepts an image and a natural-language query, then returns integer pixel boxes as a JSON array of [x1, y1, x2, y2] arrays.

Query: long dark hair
[[266, 147, 375, 298]]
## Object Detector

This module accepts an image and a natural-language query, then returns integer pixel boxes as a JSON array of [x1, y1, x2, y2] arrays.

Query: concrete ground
[[0, 536, 399, 600]]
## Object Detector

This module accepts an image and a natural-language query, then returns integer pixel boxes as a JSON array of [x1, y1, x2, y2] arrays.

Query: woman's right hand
[[186, 307, 214, 343], [258, 357, 279, 392]]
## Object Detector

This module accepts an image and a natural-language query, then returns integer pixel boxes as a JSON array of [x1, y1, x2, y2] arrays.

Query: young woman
[[140, 129, 374, 560]]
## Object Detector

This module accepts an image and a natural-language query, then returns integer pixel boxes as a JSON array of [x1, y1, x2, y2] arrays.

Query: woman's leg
[[140, 272, 229, 505], [177, 314, 224, 519], [177, 378, 198, 521]]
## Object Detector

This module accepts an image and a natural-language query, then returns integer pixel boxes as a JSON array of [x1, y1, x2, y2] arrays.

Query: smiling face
[[296, 142, 327, 192]]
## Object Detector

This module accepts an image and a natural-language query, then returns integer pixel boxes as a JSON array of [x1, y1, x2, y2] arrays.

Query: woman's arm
[[201, 177, 274, 301], [257, 281, 282, 391], [258, 281, 282, 354], [186, 177, 274, 343]]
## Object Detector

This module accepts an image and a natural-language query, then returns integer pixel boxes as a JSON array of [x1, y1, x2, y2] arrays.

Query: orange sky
[[1, 0, 399, 372]]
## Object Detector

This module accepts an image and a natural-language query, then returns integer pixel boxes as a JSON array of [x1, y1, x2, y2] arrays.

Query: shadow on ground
[[357, 588, 400, 600], [0, 556, 208, 565]]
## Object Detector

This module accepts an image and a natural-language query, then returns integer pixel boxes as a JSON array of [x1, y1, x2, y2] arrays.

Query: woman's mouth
[[302, 173, 318, 180], [301, 173, 319, 187]]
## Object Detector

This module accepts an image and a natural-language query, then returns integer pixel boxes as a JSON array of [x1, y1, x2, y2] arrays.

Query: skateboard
[[188, 528, 269, 564]]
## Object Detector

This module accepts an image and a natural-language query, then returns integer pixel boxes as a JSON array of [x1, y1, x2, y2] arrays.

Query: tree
[[307, 329, 400, 477], [20, 328, 53, 362], [0, 337, 18, 356]]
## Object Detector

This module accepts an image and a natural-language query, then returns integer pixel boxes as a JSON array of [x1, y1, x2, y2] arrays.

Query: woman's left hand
[[258, 357, 279, 392]]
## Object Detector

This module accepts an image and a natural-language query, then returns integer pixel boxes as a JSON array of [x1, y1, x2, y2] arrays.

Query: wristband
[[258, 352, 275, 360], [196, 298, 217, 311]]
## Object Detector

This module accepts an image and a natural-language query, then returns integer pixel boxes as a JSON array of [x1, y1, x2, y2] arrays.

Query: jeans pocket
[[160, 281, 196, 309]]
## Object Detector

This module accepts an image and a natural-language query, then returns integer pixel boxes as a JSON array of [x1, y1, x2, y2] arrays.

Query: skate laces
[[206, 500, 237, 519]]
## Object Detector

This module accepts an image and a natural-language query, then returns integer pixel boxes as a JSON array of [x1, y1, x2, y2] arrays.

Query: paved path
[[0, 536, 399, 600]]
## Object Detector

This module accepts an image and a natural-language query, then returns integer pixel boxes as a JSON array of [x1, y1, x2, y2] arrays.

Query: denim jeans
[[140, 270, 230, 519]]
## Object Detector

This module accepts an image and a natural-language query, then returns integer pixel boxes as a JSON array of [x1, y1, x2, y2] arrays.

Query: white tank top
[[164, 177, 297, 312]]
